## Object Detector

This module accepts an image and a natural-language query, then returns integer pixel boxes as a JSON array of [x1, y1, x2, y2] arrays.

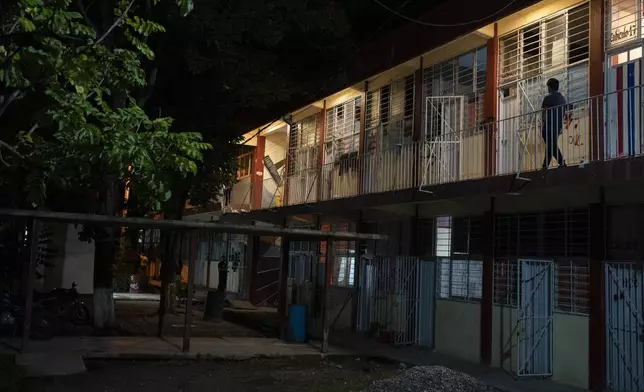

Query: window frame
[[236, 151, 253, 180]]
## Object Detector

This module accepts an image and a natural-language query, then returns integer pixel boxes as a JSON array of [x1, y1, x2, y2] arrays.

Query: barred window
[[435, 216, 452, 257], [554, 260, 590, 314], [335, 256, 356, 287], [493, 258, 590, 314], [236, 152, 253, 179], [493, 259, 519, 306], [437, 258, 483, 301]]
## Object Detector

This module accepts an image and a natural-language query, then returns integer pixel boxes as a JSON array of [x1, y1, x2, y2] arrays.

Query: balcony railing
[[321, 154, 360, 201], [225, 86, 643, 212], [286, 167, 318, 205]]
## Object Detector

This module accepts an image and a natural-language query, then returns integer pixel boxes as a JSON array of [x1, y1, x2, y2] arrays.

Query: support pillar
[[480, 197, 495, 365], [278, 235, 291, 339], [321, 237, 333, 354], [412, 57, 424, 187], [317, 101, 327, 202], [350, 211, 364, 331], [358, 82, 368, 195], [251, 136, 266, 210], [589, 188, 606, 392], [484, 24, 498, 177], [589, 0, 605, 161]]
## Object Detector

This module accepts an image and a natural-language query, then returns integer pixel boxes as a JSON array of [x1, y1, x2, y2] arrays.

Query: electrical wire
[[370, 0, 518, 27], [241, 0, 414, 145]]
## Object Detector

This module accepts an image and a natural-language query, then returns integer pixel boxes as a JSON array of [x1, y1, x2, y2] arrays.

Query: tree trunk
[[156, 202, 184, 337], [92, 176, 121, 330]]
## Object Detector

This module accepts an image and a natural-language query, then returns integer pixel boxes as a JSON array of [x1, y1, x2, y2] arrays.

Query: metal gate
[[422, 96, 464, 187], [357, 257, 434, 347], [605, 262, 644, 392], [516, 258, 554, 377]]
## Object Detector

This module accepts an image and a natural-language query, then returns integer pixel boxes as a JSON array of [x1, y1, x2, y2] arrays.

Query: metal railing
[[320, 154, 361, 201], [363, 142, 419, 194], [285, 167, 319, 205], [225, 86, 644, 211]]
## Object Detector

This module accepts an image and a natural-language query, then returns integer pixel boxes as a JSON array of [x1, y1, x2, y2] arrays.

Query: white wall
[[491, 305, 589, 389], [434, 300, 481, 362], [61, 225, 95, 294]]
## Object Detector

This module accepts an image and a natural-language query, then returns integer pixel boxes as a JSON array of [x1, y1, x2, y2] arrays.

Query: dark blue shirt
[[541, 91, 567, 135]]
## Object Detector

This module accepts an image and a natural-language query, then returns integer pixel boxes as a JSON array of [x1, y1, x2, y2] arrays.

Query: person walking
[[541, 78, 568, 169]]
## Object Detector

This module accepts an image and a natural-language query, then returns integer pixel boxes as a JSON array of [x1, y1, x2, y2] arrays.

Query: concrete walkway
[[329, 330, 586, 392], [2, 336, 348, 377]]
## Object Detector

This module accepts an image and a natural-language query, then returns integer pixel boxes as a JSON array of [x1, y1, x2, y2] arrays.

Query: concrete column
[[412, 57, 424, 187], [480, 197, 495, 365], [589, 0, 605, 161], [484, 24, 498, 177], [317, 101, 327, 201], [588, 188, 606, 391], [358, 82, 368, 195], [251, 136, 266, 210]]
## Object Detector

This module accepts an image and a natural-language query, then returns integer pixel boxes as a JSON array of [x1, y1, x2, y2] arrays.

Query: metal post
[[321, 237, 333, 354], [21, 218, 41, 352], [278, 236, 291, 339], [206, 232, 213, 289], [183, 230, 197, 353], [589, 187, 606, 391]]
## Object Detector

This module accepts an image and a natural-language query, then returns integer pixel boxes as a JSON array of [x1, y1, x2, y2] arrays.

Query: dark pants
[[224, 188, 232, 205], [541, 130, 565, 169]]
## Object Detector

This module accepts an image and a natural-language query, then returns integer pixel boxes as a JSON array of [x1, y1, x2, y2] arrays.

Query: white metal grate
[[365, 75, 415, 153], [288, 113, 321, 174], [423, 46, 488, 133], [605, 0, 643, 52], [498, 3, 590, 117], [324, 97, 362, 163], [494, 259, 519, 306], [553, 259, 590, 314], [436, 258, 483, 301]]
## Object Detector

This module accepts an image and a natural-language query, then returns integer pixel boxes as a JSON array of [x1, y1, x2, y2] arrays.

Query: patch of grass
[[0, 355, 25, 392]]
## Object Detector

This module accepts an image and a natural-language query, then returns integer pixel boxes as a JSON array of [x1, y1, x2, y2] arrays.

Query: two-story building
[[187, 0, 644, 390]]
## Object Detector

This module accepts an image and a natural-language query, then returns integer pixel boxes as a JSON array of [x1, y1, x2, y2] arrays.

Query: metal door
[[225, 234, 247, 296], [356, 256, 434, 347], [423, 96, 464, 186], [289, 246, 315, 285], [516, 258, 554, 377], [606, 58, 642, 159], [605, 262, 644, 392], [418, 259, 436, 347]]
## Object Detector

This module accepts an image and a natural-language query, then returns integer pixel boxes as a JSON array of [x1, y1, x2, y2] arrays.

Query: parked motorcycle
[[39, 282, 91, 325], [0, 282, 90, 340]]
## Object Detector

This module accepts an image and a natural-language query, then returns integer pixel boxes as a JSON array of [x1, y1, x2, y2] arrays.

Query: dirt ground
[[55, 301, 270, 339], [110, 301, 268, 338], [26, 356, 401, 392]]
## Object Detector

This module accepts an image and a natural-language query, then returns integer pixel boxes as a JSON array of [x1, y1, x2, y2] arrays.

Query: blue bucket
[[287, 304, 307, 343]]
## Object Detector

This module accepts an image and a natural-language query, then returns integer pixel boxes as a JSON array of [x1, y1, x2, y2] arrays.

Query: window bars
[[423, 46, 488, 134]]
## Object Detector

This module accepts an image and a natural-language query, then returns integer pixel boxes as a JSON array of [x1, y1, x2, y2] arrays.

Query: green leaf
[[176, 0, 194, 17], [19, 17, 36, 32]]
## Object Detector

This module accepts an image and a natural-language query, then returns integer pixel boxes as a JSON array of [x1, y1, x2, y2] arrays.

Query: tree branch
[[26, 123, 39, 137], [0, 89, 21, 119], [95, 0, 136, 46], [0, 149, 9, 167], [0, 139, 24, 159]]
